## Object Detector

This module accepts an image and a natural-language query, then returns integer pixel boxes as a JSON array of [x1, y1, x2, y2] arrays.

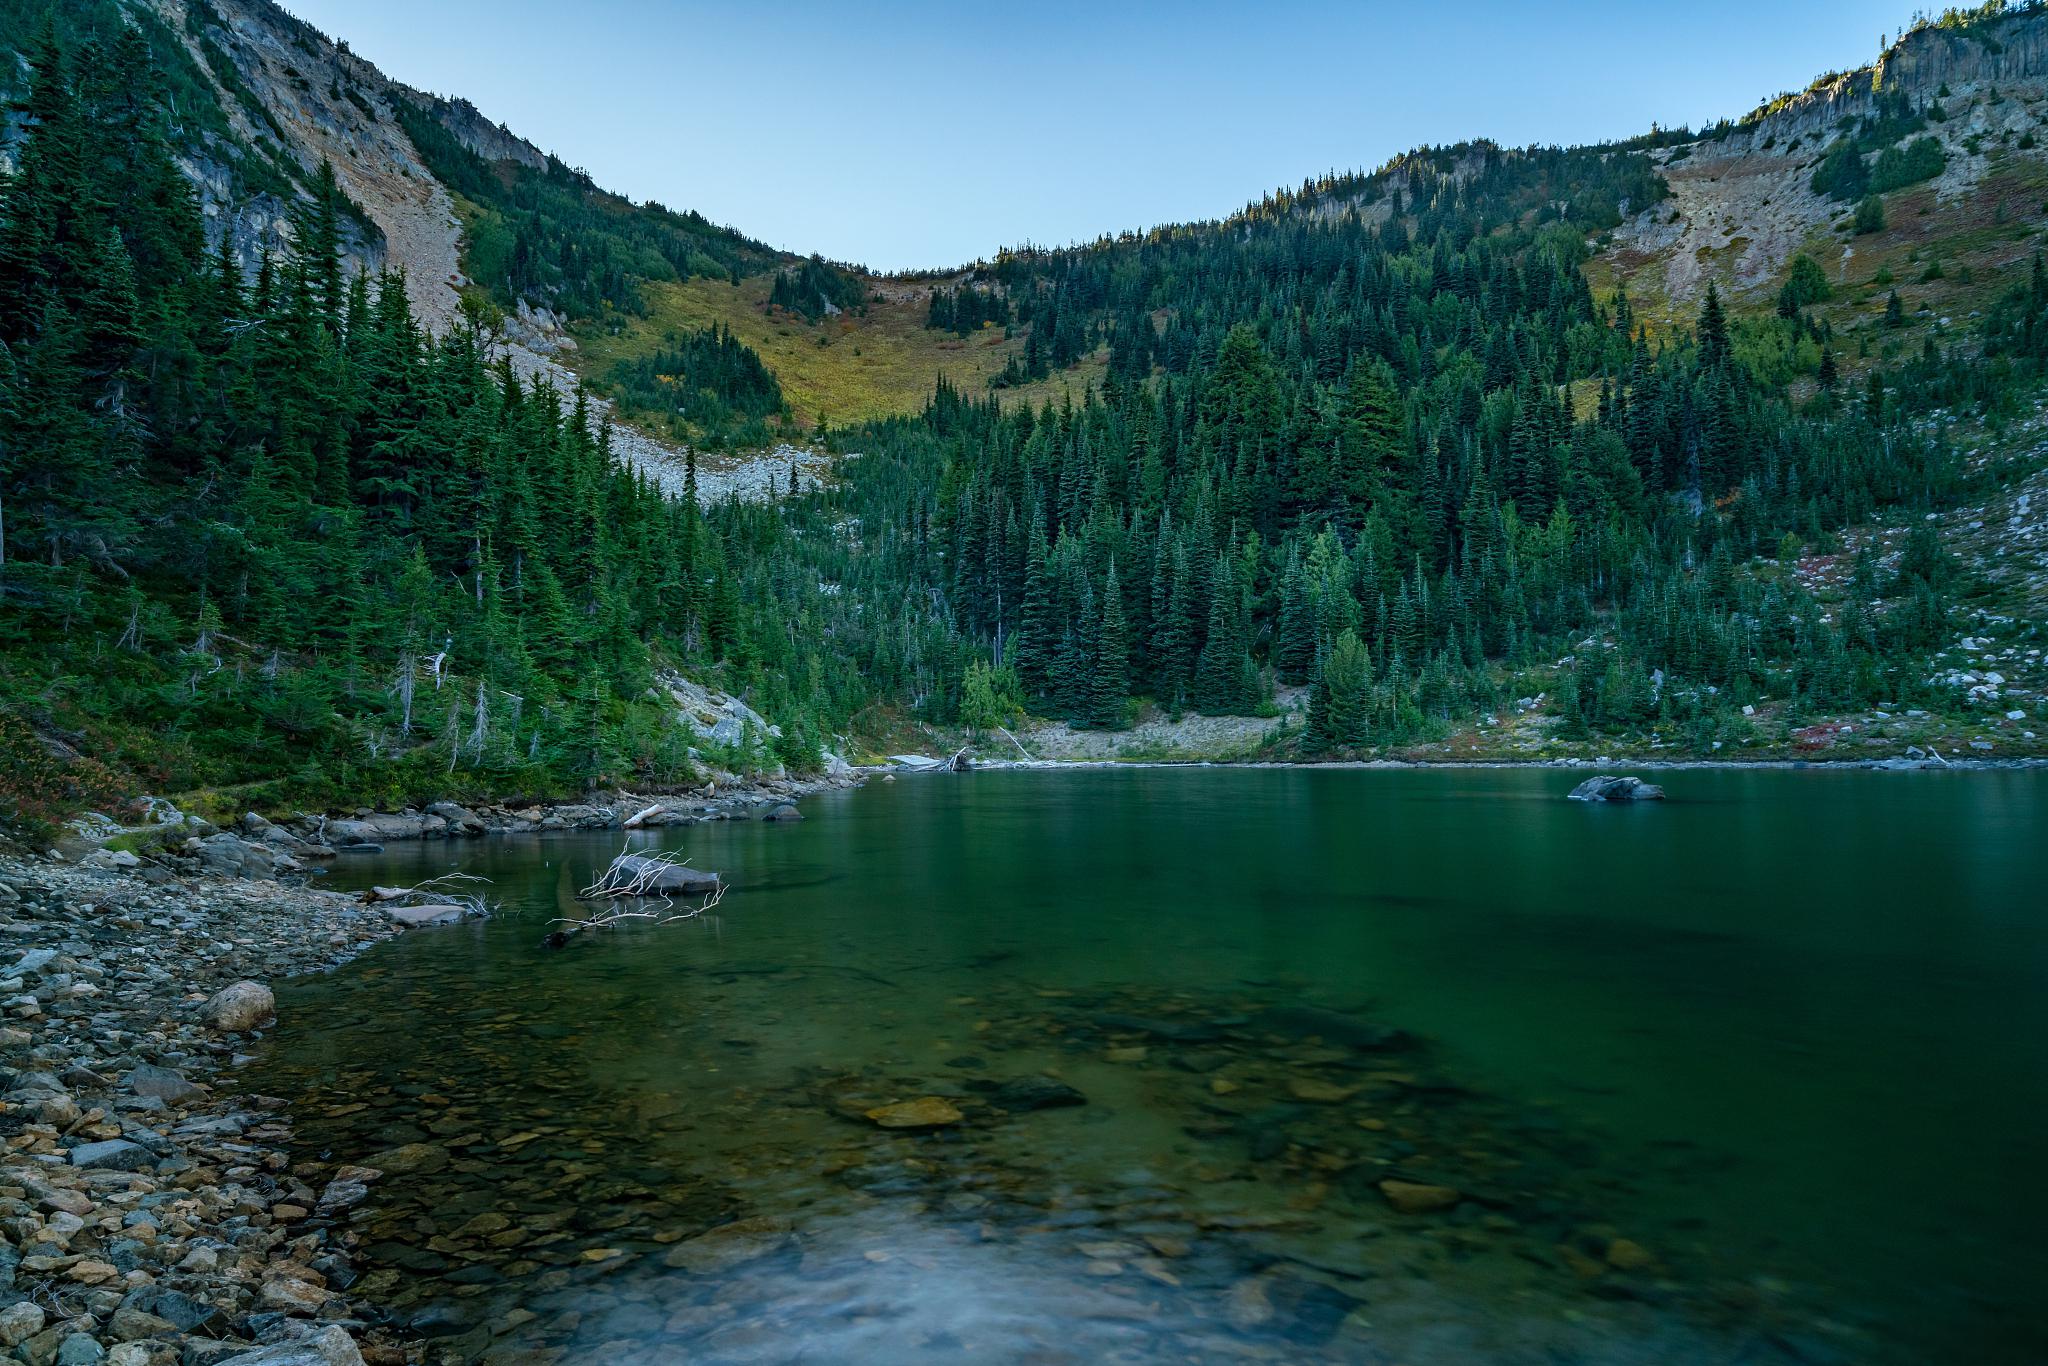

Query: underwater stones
[[1605, 1237, 1657, 1272], [1252, 1005, 1413, 1052], [661, 1216, 792, 1274], [1567, 775, 1666, 802], [201, 980, 275, 1032], [1093, 1012, 1224, 1043], [1378, 1178, 1462, 1214], [1104, 1046, 1149, 1064], [761, 805, 804, 822], [863, 1097, 963, 1129]]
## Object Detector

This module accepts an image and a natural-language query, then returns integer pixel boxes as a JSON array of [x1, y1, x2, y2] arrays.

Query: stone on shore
[[129, 1062, 203, 1104], [202, 980, 276, 1031], [0, 1303, 45, 1348], [69, 1138, 154, 1171], [215, 1327, 366, 1366], [1567, 775, 1666, 802]]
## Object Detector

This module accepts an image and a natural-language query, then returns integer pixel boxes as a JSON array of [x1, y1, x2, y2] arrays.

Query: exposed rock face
[[202, 980, 277, 1031], [1567, 775, 1667, 802], [1611, 12, 2048, 311]]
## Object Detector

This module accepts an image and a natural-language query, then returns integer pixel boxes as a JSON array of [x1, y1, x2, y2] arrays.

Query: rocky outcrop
[[1568, 775, 1667, 802]]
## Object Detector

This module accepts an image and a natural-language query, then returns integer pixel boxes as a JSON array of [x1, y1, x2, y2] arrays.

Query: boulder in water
[[613, 854, 720, 895], [1567, 775, 1665, 802], [386, 903, 469, 928]]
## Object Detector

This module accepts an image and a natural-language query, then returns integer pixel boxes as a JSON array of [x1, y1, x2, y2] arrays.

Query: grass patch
[[571, 273, 1105, 429]]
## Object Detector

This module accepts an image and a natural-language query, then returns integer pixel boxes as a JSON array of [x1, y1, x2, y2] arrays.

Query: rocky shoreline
[[0, 854, 401, 1366], [956, 752, 2048, 773], [0, 773, 857, 1366]]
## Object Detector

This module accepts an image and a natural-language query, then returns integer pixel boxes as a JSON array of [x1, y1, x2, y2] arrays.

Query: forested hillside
[[0, 31, 852, 833], [4, 2, 2048, 837]]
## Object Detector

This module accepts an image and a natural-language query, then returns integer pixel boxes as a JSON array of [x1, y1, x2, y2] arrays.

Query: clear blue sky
[[279, 0, 1909, 272]]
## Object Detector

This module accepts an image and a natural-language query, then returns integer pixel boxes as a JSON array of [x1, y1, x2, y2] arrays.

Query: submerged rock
[[385, 903, 468, 928], [613, 855, 721, 895], [1567, 775, 1666, 802], [864, 1097, 964, 1129], [1252, 1005, 1413, 1052], [974, 1076, 1087, 1113], [1378, 1178, 1462, 1214], [662, 1216, 791, 1274]]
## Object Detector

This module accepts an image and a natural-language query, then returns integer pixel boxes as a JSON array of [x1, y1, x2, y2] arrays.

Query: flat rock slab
[[69, 1139, 153, 1171]]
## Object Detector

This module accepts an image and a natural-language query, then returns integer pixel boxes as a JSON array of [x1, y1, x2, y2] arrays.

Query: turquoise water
[[254, 768, 2048, 1364]]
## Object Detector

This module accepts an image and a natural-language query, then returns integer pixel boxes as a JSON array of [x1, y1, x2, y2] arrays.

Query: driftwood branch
[[360, 872, 496, 919], [545, 843, 723, 946]]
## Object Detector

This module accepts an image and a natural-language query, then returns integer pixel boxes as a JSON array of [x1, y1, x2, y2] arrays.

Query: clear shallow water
[[249, 768, 2048, 1365]]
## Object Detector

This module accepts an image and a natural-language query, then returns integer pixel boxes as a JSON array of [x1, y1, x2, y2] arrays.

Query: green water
[[252, 768, 2048, 1365]]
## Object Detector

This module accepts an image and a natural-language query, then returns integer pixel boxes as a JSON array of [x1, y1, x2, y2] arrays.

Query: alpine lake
[[237, 767, 2048, 1365]]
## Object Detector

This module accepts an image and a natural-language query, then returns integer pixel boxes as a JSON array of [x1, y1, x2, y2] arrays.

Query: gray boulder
[[192, 833, 276, 879], [425, 802, 485, 835], [70, 1139, 153, 1172], [129, 1063, 203, 1104], [202, 981, 276, 1032], [1568, 775, 1666, 802]]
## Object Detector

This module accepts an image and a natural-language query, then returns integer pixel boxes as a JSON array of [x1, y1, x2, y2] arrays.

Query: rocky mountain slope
[[1604, 11, 2048, 323], [9, 2, 2048, 494]]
